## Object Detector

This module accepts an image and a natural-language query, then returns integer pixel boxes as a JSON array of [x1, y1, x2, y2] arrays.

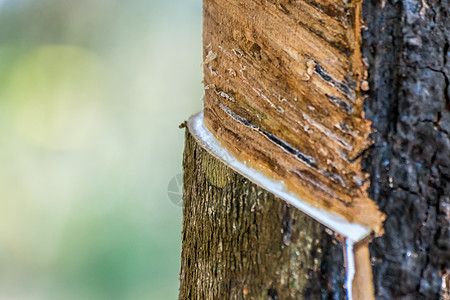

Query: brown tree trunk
[[179, 0, 449, 299], [179, 129, 346, 299]]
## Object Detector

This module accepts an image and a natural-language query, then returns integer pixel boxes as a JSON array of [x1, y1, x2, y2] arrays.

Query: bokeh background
[[0, 0, 202, 299]]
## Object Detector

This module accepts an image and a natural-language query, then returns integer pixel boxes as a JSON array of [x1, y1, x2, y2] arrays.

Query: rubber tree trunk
[[362, 1, 449, 299], [179, 0, 449, 299], [179, 129, 346, 299]]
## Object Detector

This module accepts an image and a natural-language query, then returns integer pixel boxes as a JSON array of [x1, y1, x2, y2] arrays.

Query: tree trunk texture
[[179, 130, 346, 299], [362, 1, 449, 299], [179, 0, 450, 299], [202, 0, 385, 233]]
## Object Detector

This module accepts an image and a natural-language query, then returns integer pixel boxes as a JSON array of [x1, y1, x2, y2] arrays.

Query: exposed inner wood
[[352, 243, 374, 300], [202, 0, 384, 234]]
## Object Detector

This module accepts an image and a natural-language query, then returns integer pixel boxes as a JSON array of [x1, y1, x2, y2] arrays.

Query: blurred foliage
[[0, 0, 202, 299]]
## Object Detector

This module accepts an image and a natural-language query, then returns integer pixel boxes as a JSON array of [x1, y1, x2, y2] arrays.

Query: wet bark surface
[[362, 1, 450, 299], [179, 129, 346, 299]]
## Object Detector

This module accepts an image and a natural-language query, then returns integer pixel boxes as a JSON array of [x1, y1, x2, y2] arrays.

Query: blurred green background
[[0, 0, 202, 299]]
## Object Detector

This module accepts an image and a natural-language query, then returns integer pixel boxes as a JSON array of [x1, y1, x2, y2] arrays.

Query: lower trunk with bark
[[179, 129, 346, 299]]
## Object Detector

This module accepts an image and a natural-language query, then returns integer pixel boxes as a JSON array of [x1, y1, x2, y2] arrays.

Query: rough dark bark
[[362, 1, 450, 299], [179, 129, 346, 299]]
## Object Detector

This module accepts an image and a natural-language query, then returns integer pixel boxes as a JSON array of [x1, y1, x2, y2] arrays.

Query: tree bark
[[362, 1, 449, 299], [179, 0, 449, 299], [179, 129, 346, 299]]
